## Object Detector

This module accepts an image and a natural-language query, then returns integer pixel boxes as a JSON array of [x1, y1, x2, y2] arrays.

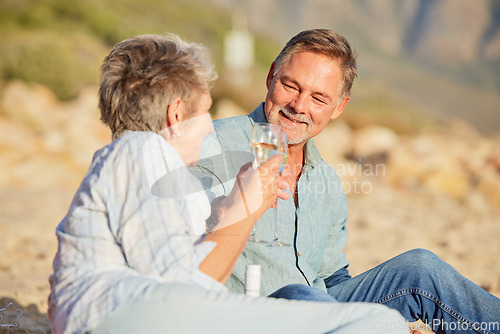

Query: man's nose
[[289, 92, 307, 114]]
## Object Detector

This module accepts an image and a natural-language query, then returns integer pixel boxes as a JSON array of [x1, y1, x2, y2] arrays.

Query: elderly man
[[194, 29, 500, 334]]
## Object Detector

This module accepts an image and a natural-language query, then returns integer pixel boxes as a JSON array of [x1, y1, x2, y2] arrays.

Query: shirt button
[[297, 252, 301, 256]]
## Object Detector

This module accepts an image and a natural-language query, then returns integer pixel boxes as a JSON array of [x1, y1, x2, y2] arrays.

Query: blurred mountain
[[210, 0, 499, 71], [208, 0, 500, 134]]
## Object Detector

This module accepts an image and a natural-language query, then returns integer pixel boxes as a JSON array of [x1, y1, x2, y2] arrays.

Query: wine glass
[[267, 130, 290, 247], [247, 122, 281, 243]]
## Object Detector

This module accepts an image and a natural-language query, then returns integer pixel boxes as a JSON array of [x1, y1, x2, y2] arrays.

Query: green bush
[[0, 0, 281, 103], [0, 0, 231, 100], [0, 30, 107, 100]]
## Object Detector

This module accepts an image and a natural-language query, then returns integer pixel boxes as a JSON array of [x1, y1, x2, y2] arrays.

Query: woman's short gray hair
[[273, 29, 357, 101], [99, 34, 217, 140]]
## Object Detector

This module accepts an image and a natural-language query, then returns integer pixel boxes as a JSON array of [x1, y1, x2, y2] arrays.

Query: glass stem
[[273, 200, 278, 240]]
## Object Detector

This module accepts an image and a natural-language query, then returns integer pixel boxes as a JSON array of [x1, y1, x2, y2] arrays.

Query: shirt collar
[[249, 102, 268, 123], [249, 103, 323, 168]]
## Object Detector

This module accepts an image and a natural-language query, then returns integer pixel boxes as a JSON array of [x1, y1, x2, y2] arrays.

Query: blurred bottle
[[245, 264, 261, 297]]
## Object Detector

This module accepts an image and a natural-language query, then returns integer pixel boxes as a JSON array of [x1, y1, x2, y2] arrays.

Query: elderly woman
[[48, 34, 408, 334]]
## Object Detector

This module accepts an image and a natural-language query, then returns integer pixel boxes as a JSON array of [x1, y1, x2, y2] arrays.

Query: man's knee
[[391, 248, 443, 272], [388, 249, 458, 293], [376, 249, 447, 287], [403, 248, 443, 269]]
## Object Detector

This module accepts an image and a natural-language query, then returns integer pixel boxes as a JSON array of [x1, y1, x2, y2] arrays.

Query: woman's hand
[[210, 155, 289, 231], [200, 155, 289, 283], [235, 155, 289, 215]]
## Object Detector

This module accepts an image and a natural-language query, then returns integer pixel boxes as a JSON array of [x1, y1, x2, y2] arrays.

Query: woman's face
[[166, 90, 214, 166]]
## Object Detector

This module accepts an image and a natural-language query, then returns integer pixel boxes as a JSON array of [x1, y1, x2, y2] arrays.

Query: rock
[[351, 125, 399, 158], [0, 80, 60, 132], [478, 171, 500, 209], [423, 169, 470, 200], [387, 133, 471, 199], [484, 135, 500, 173], [57, 86, 110, 165], [465, 189, 492, 215], [0, 82, 109, 189], [314, 120, 353, 165]]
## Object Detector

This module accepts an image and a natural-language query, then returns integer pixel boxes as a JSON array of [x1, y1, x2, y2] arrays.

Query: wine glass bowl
[[247, 123, 281, 244], [250, 123, 281, 168], [247, 122, 290, 247]]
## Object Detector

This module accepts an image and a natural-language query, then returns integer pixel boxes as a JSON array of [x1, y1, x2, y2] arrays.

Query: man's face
[[264, 51, 349, 145]]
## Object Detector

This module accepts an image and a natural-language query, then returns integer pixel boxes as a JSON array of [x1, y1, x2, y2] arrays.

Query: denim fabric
[[273, 249, 500, 334], [191, 103, 349, 296], [269, 284, 339, 303]]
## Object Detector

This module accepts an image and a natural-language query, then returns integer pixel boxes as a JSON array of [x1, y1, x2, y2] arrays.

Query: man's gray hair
[[99, 34, 217, 140]]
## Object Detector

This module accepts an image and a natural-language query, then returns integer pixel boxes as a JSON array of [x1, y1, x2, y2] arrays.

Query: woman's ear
[[166, 97, 185, 128]]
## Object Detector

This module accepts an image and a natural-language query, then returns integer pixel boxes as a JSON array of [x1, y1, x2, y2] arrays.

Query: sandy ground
[[0, 177, 498, 333], [0, 83, 498, 332]]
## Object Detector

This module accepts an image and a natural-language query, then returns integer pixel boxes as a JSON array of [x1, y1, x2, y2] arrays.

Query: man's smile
[[278, 109, 310, 128]]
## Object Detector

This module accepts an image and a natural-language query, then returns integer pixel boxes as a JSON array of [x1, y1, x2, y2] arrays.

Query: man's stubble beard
[[268, 107, 312, 145]]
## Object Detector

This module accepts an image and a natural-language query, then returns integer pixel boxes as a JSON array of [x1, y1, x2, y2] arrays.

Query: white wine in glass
[[250, 142, 277, 166], [247, 123, 281, 244]]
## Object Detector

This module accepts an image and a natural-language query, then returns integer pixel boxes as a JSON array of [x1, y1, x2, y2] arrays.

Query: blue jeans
[[270, 249, 500, 334]]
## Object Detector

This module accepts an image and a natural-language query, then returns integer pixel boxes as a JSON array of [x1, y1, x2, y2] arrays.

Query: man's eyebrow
[[279, 75, 296, 85]]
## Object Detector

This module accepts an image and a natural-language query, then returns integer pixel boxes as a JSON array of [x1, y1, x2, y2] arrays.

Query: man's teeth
[[283, 112, 301, 123]]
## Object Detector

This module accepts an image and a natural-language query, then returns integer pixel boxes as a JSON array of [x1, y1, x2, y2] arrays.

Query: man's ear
[[330, 96, 350, 120], [165, 97, 184, 128], [266, 62, 277, 89]]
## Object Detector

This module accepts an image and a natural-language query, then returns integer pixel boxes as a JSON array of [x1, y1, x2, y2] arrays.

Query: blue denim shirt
[[193, 103, 349, 296]]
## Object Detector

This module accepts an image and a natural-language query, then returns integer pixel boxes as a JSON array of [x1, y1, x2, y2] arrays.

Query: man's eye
[[282, 83, 295, 89], [313, 96, 326, 104]]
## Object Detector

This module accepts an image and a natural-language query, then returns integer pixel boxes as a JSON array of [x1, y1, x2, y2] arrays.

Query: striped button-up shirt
[[49, 131, 225, 334]]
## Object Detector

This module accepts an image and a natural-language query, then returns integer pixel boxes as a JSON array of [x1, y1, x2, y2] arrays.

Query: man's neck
[[285, 141, 306, 207], [287, 142, 305, 167]]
